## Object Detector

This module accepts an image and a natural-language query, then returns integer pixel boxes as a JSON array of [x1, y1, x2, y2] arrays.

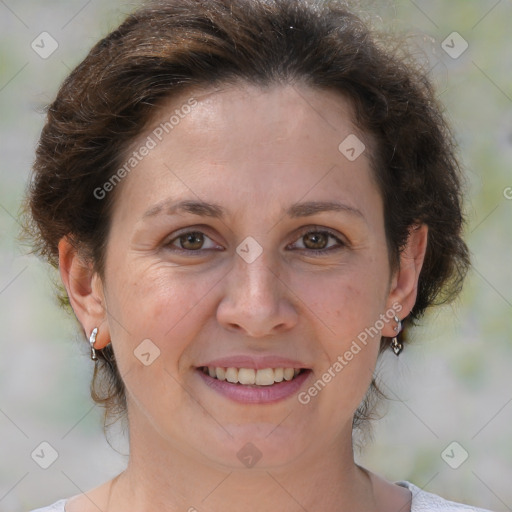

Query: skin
[[59, 83, 427, 512]]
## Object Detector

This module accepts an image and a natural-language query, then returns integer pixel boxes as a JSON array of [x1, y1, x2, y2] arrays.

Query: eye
[[288, 228, 346, 255], [164, 227, 346, 255], [165, 230, 222, 253]]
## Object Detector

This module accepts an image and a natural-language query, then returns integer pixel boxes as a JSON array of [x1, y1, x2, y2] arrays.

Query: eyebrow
[[142, 199, 366, 222]]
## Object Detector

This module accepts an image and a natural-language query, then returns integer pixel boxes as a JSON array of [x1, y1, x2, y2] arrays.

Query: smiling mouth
[[198, 366, 309, 386]]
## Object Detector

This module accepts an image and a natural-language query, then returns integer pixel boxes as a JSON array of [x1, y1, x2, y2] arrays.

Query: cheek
[[111, 261, 193, 322], [102, 264, 219, 416], [293, 260, 388, 334], [105, 261, 223, 363], [299, 281, 383, 419], [292, 260, 387, 391]]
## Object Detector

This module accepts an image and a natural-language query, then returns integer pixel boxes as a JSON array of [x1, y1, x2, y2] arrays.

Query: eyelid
[[288, 226, 347, 251], [164, 224, 348, 254], [165, 227, 223, 251]]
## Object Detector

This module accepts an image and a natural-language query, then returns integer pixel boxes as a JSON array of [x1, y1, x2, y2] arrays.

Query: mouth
[[195, 356, 313, 403], [198, 366, 309, 387]]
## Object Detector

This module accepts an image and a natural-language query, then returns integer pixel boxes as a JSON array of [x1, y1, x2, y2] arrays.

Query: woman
[[24, 0, 492, 510]]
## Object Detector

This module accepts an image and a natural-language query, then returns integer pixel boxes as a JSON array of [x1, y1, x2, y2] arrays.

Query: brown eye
[[177, 232, 205, 250], [289, 229, 346, 255], [165, 230, 222, 254], [302, 231, 329, 250]]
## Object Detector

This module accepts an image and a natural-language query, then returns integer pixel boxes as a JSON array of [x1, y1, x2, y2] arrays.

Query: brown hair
[[22, 0, 470, 439]]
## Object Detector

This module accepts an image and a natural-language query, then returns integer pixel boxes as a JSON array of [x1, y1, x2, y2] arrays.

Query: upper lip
[[197, 355, 310, 370]]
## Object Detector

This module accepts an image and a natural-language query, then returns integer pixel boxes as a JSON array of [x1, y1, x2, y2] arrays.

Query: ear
[[58, 236, 110, 349], [382, 224, 428, 336]]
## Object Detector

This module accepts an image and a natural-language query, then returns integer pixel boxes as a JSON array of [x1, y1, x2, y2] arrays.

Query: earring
[[89, 327, 99, 361], [391, 315, 403, 356]]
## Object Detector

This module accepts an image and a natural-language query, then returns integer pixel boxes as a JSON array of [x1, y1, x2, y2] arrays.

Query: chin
[[194, 423, 311, 471]]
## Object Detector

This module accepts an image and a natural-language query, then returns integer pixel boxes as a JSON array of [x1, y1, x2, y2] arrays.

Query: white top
[[395, 481, 493, 511], [29, 481, 494, 511]]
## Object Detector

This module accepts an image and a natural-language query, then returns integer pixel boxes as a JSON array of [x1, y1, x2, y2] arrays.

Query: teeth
[[225, 367, 238, 384], [238, 368, 256, 385], [255, 368, 274, 386], [283, 368, 295, 381], [202, 366, 303, 386]]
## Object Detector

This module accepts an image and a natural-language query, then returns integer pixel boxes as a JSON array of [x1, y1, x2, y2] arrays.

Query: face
[[93, 83, 404, 469]]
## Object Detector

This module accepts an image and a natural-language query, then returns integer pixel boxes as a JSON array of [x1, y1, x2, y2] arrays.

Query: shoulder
[[28, 498, 68, 512], [396, 481, 494, 512], [30, 477, 116, 512]]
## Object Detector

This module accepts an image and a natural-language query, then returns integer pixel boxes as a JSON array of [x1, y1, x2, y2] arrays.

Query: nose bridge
[[232, 242, 280, 307], [216, 239, 297, 337]]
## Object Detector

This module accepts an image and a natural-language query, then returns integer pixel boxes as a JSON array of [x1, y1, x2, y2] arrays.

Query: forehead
[[130, 82, 371, 164], [151, 82, 365, 146], [113, 83, 380, 224]]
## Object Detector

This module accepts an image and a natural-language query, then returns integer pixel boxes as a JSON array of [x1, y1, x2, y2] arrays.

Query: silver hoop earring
[[391, 315, 403, 356], [89, 327, 99, 361]]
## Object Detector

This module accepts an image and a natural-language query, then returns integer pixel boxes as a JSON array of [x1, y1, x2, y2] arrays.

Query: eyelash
[[164, 227, 346, 256]]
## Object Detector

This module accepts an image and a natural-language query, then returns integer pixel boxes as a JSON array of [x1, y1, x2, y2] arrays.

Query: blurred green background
[[0, 1, 510, 510]]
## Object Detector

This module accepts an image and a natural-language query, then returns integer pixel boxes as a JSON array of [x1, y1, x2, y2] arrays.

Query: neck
[[106, 412, 377, 512]]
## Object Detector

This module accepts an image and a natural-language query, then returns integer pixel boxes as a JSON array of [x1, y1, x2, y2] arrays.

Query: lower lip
[[196, 368, 312, 404]]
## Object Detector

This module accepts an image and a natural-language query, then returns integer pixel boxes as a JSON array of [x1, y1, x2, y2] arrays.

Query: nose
[[216, 248, 299, 338]]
